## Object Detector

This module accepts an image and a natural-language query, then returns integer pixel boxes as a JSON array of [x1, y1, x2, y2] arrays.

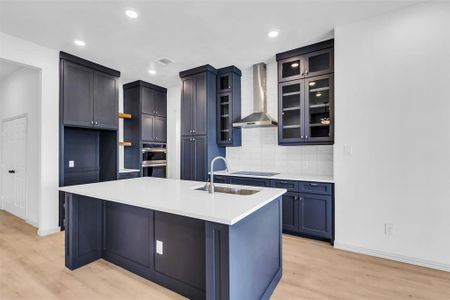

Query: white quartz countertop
[[59, 177, 286, 225], [212, 171, 334, 183]]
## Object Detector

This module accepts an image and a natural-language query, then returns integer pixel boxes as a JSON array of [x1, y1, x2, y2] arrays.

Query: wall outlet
[[156, 240, 163, 255], [384, 223, 393, 236], [344, 145, 353, 156], [69, 160, 75, 168]]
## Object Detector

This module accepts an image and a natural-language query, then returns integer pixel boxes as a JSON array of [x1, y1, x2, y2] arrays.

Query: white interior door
[[1, 116, 27, 220]]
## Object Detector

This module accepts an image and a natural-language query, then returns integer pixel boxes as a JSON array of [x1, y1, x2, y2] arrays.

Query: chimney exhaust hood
[[233, 63, 277, 128]]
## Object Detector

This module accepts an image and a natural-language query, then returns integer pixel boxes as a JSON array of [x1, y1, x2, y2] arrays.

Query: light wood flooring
[[1, 210, 449, 300]]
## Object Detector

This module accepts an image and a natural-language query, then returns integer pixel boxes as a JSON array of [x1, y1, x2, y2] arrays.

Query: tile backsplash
[[226, 127, 333, 176]]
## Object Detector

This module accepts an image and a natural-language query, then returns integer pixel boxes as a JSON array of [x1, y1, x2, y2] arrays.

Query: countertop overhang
[[59, 177, 286, 225]]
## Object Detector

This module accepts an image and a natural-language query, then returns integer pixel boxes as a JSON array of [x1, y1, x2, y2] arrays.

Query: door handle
[[8, 170, 15, 174]]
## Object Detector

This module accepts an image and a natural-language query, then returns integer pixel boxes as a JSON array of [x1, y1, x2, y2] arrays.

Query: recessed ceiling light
[[125, 9, 139, 19], [74, 40, 86, 47], [309, 82, 316, 86], [148, 69, 157, 75], [291, 62, 299, 68], [267, 30, 279, 38], [316, 92, 322, 97]]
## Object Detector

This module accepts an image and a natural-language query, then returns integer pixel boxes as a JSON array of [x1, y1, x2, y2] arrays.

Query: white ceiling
[[0, 0, 420, 87]]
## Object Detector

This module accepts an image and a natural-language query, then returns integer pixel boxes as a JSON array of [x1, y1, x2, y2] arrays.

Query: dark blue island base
[[64, 193, 282, 300]]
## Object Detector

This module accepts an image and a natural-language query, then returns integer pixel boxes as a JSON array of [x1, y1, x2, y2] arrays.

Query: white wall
[[0, 66, 40, 226], [0, 32, 59, 236], [166, 85, 181, 179], [334, 2, 450, 271]]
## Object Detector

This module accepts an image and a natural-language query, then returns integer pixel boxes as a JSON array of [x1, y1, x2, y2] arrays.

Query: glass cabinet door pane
[[280, 81, 303, 140], [218, 94, 231, 143], [307, 77, 331, 138], [281, 59, 301, 79], [219, 75, 230, 91], [306, 50, 333, 76]]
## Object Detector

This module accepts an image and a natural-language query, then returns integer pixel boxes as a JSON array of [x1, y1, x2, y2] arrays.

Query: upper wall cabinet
[[142, 87, 167, 118], [62, 61, 94, 128], [278, 42, 334, 83], [61, 52, 119, 130], [180, 73, 207, 136], [276, 40, 334, 145], [216, 66, 242, 147], [93, 72, 119, 129]]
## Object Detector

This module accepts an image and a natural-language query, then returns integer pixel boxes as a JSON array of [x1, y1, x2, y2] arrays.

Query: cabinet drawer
[[229, 177, 271, 187], [213, 175, 229, 184], [119, 172, 140, 180], [299, 182, 332, 195], [272, 180, 298, 192]]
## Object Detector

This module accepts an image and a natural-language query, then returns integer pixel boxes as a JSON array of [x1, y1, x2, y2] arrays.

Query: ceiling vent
[[157, 57, 175, 66]]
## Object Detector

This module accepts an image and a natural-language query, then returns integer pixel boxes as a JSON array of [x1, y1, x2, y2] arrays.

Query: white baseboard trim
[[26, 219, 38, 228], [334, 241, 450, 273], [37, 226, 61, 236]]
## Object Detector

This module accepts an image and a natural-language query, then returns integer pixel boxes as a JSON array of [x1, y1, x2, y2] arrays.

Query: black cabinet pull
[[8, 170, 15, 174]]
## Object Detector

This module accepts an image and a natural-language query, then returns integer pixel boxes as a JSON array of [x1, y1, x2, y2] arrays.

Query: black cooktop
[[231, 171, 280, 177]]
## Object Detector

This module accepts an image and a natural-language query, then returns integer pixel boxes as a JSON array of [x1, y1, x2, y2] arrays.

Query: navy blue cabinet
[[282, 192, 299, 232], [181, 135, 207, 181], [214, 174, 334, 243], [299, 193, 332, 239], [180, 65, 225, 181], [216, 66, 242, 146], [118, 171, 140, 180], [276, 40, 334, 145], [93, 71, 118, 130], [154, 212, 206, 291], [59, 52, 120, 229], [123, 80, 167, 177], [62, 61, 94, 128], [62, 59, 118, 130], [105, 202, 154, 270], [228, 176, 271, 187]]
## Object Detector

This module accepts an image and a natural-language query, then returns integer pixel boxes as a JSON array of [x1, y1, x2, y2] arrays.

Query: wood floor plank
[[0, 210, 449, 299]]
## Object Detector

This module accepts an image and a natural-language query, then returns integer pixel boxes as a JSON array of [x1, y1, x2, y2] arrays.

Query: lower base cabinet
[[281, 192, 299, 232], [214, 175, 334, 243], [299, 193, 332, 239]]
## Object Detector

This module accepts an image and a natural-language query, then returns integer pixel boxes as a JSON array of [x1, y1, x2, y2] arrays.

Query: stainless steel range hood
[[233, 63, 277, 128]]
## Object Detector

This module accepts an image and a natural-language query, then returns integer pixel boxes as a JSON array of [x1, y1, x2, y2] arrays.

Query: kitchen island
[[59, 177, 286, 300]]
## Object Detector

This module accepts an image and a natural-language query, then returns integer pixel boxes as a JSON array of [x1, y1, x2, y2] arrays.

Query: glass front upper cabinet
[[304, 49, 334, 78], [305, 74, 333, 142], [217, 93, 232, 144], [279, 48, 333, 82], [279, 80, 304, 142], [279, 57, 303, 82], [218, 73, 231, 92]]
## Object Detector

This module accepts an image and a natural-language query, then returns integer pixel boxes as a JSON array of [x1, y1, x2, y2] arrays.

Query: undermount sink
[[195, 185, 260, 195]]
